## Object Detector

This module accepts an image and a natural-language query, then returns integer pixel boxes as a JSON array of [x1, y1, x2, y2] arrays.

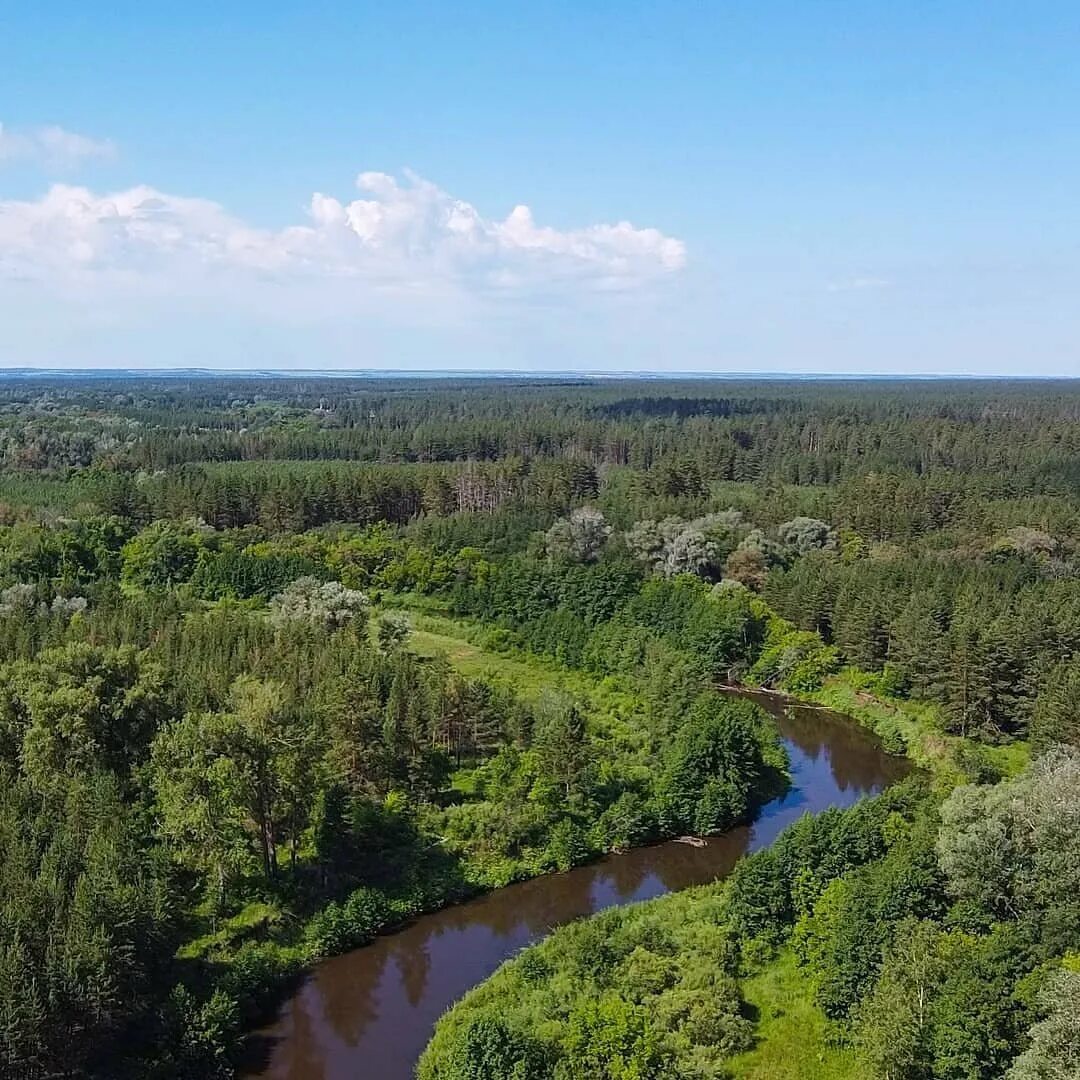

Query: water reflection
[[244, 693, 908, 1080]]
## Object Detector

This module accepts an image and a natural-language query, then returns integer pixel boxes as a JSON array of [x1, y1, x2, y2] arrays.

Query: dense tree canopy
[[1, 374, 1078, 1078]]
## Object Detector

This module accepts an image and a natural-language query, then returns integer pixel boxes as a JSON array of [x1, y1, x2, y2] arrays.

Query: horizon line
[[1, 367, 1078, 382]]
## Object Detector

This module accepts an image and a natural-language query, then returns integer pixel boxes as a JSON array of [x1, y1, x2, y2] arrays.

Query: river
[[244, 692, 909, 1080]]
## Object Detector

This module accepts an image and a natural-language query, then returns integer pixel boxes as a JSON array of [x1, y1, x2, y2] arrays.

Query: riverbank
[[395, 616, 1030, 1080], [230, 607, 1018, 1078], [205, 615, 784, 1074], [247, 692, 907, 1078], [393, 602, 1028, 782], [793, 669, 1029, 782]]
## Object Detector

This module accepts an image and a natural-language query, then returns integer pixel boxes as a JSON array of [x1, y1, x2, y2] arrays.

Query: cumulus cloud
[[0, 122, 116, 167], [0, 170, 685, 298]]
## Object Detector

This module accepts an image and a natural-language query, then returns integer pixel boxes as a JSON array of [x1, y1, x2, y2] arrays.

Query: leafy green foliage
[[655, 694, 769, 834], [3, 375, 1080, 1078], [121, 522, 202, 592], [420, 785, 924, 1079], [1008, 967, 1080, 1080]]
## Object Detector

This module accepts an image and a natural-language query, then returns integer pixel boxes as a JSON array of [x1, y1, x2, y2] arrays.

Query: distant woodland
[[0, 375, 1077, 1079]]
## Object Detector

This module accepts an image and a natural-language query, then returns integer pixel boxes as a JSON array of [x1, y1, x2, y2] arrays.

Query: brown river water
[[244, 692, 910, 1080]]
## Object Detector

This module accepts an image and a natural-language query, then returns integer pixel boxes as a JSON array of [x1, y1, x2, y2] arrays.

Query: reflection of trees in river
[[599, 852, 651, 900], [317, 943, 388, 1047], [657, 829, 749, 892], [390, 933, 432, 1008], [276, 993, 328, 1080], [444, 867, 599, 940], [774, 702, 907, 797]]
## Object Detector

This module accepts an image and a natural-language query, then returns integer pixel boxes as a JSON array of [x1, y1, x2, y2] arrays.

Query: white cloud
[[826, 276, 891, 292], [0, 121, 116, 168], [0, 170, 685, 298]]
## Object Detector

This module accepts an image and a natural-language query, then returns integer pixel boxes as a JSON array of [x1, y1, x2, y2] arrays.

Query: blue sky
[[1, 2, 1078, 373]]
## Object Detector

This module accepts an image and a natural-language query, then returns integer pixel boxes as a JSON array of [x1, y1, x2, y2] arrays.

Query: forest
[[0, 373, 1077, 1079]]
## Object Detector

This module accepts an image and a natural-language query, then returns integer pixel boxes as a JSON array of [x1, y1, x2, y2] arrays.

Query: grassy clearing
[[726, 950, 860, 1080], [391, 610, 649, 744], [177, 901, 283, 960], [405, 612, 588, 697], [402, 611, 1030, 784]]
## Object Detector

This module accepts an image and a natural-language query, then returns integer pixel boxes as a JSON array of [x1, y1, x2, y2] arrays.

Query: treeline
[[5, 378, 1080, 498], [133, 459, 596, 529], [443, 510, 1079, 746], [4, 490, 1079, 750], [766, 547, 1080, 743]]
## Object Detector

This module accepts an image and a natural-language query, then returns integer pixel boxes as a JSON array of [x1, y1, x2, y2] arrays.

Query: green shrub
[[304, 887, 395, 958]]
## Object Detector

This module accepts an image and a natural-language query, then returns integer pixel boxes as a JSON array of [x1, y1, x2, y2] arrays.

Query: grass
[[726, 950, 861, 1080], [177, 901, 283, 960], [804, 669, 1030, 782], [405, 612, 588, 697], [389, 610, 648, 743], [400, 610, 1031, 787]]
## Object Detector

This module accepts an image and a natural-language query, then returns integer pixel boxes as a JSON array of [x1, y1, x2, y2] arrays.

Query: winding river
[[244, 693, 909, 1080]]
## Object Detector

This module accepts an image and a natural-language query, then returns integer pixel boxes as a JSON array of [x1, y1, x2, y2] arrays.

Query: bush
[[304, 887, 395, 958], [654, 693, 766, 835], [545, 817, 592, 872], [589, 791, 658, 852], [217, 941, 305, 1023], [747, 616, 840, 691], [419, 1013, 553, 1080]]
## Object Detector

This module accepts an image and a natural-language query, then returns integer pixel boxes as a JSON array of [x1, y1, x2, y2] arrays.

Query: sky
[[1, 2, 1078, 374]]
